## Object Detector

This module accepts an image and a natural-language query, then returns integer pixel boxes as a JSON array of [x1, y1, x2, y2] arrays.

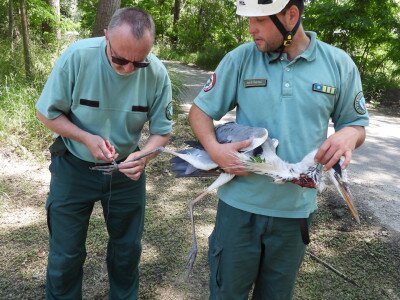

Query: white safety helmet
[[236, 0, 290, 17]]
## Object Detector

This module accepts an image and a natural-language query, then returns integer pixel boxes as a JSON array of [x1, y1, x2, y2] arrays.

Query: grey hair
[[108, 8, 155, 40]]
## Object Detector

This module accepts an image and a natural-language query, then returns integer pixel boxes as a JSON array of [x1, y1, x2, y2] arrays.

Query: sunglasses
[[108, 40, 150, 68]]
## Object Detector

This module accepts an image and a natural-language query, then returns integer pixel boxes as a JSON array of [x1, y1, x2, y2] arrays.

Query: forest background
[[0, 1, 400, 299], [0, 0, 399, 154]]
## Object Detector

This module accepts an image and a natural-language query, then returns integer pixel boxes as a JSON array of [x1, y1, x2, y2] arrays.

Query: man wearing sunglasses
[[36, 7, 172, 300]]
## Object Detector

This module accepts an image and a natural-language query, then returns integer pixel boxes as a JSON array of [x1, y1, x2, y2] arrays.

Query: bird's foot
[[186, 246, 198, 279]]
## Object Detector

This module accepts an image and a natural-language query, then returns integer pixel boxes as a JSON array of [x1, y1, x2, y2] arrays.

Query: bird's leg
[[186, 173, 235, 278], [329, 168, 360, 223], [90, 147, 163, 174], [186, 190, 209, 278]]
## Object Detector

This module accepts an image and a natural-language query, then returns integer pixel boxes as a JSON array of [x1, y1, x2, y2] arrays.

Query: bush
[[0, 39, 70, 159]]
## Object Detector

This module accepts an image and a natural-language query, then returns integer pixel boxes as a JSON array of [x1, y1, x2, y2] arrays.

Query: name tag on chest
[[244, 79, 267, 88]]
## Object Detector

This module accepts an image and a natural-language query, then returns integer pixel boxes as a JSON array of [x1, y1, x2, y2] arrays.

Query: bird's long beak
[[329, 164, 360, 223]]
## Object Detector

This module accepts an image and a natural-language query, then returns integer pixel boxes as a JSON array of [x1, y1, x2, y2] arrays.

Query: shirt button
[[285, 67, 291, 72], [285, 82, 290, 88]]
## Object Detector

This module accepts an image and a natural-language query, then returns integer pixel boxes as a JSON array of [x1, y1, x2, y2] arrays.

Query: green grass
[[1, 116, 400, 299], [1, 36, 399, 299]]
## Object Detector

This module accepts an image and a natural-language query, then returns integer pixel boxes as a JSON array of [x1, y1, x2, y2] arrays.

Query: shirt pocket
[[125, 110, 148, 134]]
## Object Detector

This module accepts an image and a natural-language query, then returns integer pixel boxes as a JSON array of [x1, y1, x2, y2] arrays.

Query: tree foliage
[[0, 0, 399, 100], [304, 0, 400, 99]]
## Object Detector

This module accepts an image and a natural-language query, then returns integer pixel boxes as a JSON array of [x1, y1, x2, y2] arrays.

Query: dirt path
[[165, 61, 400, 237], [1, 61, 399, 299]]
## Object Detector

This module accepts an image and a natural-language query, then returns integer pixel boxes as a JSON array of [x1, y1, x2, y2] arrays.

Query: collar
[[299, 31, 317, 62], [266, 31, 317, 63]]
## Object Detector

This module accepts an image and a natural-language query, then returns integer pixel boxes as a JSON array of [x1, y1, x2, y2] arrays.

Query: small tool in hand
[[90, 147, 163, 175]]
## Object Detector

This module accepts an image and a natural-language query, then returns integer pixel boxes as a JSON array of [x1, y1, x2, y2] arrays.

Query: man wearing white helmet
[[189, 0, 368, 299]]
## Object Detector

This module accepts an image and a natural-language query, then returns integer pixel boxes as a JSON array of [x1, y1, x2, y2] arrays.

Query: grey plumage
[[159, 122, 359, 276]]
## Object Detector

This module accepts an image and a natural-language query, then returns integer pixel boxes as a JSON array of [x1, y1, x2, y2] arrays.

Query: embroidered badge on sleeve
[[203, 73, 216, 92], [354, 91, 367, 115], [166, 101, 173, 120]]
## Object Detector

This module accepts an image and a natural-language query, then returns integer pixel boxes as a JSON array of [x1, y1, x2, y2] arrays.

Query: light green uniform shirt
[[194, 32, 369, 218], [36, 37, 172, 162]]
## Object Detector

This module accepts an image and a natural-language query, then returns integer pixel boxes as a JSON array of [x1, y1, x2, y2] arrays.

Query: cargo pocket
[[208, 231, 223, 289], [46, 202, 53, 237]]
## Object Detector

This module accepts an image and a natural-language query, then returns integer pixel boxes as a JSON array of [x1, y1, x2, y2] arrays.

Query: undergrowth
[[1, 116, 399, 299]]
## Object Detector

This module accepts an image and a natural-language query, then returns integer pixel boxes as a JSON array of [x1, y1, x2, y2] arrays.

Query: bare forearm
[[350, 126, 366, 149], [188, 104, 251, 175], [120, 133, 171, 180], [141, 133, 171, 162], [188, 105, 219, 156], [36, 111, 91, 144], [37, 111, 117, 161]]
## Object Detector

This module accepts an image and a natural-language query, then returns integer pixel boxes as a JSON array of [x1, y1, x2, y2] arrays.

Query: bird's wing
[[170, 156, 220, 177], [160, 147, 218, 171], [215, 122, 268, 152]]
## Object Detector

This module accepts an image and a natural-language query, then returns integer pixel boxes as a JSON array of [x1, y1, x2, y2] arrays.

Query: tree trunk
[[42, 0, 61, 42], [49, 0, 61, 40], [170, 0, 181, 46], [8, 0, 15, 50], [92, 0, 121, 37], [19, 0, 32, 79], [173, 0, 181, 25]]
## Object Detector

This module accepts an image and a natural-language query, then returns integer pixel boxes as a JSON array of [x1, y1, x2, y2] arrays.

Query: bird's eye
[[253, 146, 263, 157]]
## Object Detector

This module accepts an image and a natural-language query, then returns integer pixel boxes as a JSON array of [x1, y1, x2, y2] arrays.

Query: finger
[[314, 141, 330, 163], [104, 140, 116, 159], [319, 144, 339, 166], [128, 173, 141, 181], [105, 139, 112, 149], [324, 150, 343, 171], [109, 145, 116, 157], [119, 160, 146, 174], [223, 168, 248, 176], [118, 162, 141, 171], [93, 147, 110, 161], [120, 157, 146, 168], [235, 139, 252, 151], [234, 170, 250, 176], [224, 162, 249, 176], [340, 150, 352, 170], [121, 168, 143, 181]]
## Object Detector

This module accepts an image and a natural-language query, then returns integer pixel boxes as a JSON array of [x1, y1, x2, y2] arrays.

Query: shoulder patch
[[203, 73, 216, 92], [354, 91, 367, 115], [166, 101, 173, 120]]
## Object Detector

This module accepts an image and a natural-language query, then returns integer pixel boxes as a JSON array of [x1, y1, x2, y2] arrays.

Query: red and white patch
[[203, 73, 216, 92]]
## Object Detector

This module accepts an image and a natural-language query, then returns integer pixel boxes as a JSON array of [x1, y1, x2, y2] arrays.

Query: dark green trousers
[[46, 150, 145, 300], [209, 200, 311, 300]]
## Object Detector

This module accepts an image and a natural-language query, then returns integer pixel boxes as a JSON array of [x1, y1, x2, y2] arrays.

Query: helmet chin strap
[[269, 14, 301, 63]]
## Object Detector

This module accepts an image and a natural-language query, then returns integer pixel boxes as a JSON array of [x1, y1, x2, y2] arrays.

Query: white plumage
[[160, 122, 359, 275]]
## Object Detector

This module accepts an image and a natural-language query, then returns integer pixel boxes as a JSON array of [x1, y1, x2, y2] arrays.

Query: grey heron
[[162, 122, 360, 275], [90, 122, 359, 275]]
